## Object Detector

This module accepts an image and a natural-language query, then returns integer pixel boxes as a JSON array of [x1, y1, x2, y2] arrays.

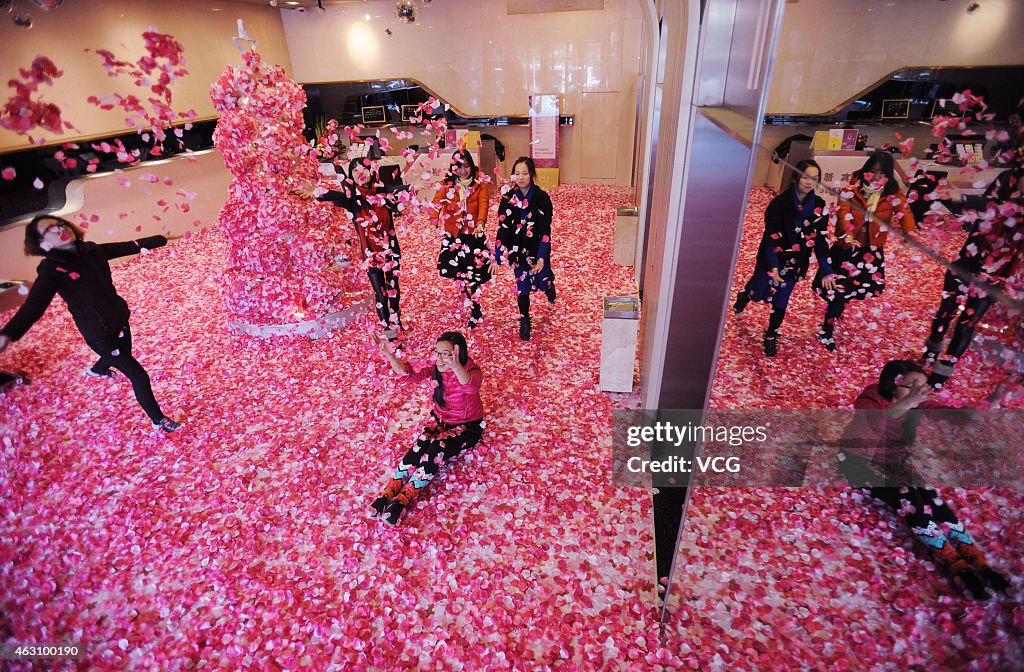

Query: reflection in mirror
[[666, 89, 1024, 655]]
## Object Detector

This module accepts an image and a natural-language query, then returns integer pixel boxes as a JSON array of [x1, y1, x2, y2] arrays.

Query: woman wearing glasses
[[838, 359, 1012, 600], [0, 215, 182, 432], [368, 331, 484, 526]]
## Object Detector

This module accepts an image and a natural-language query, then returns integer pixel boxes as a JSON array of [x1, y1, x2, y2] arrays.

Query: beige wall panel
[[282, 0, 643, 184], [0, 0, 291, 153], [770, 0, 1024, 114], [580, 92, 621, 179]]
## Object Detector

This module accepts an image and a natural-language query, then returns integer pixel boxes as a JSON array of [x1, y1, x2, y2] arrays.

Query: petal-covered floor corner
[[1, 185, 1022, 671], [669, 187, 1023, 671], [2, 184, 660, 671]]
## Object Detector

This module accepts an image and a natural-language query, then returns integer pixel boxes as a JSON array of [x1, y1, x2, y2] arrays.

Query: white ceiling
[[223, 0, 376, 9], [223, 0, 609, 11]]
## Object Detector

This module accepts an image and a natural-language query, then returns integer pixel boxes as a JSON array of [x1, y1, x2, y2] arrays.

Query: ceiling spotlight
[[966, 2, 980, 13], [396, 0, 415, 23]]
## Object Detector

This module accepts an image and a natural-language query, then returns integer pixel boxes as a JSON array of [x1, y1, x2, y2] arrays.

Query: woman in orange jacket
[[433, 149, 493, 329], [813, 151, 916, 351]]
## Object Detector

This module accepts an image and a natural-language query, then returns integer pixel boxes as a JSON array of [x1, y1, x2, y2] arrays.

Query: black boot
[[763, 332, 778, 357], [468, 302, 482, 329], [519, 315, 532, 341], [958, 570, 992, 601], [734, 291, 750, 314], [928, 360, 955, 389], [517, 294, 532, 340], [922, 338, 944, 366], [820, 299, 844, 352], [545, 283, 557, 306], [979, 566, 1011, 593], [817, 328, 837, 352], [382, 500, 405, 526], [368, 496, 389, 519]]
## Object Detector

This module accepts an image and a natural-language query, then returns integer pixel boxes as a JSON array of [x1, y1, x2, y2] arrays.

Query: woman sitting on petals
[[838, 359, 1012, 600], [369, 331, 485, 526]]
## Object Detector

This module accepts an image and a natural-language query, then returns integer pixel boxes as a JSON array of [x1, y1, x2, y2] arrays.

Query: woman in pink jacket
[[369, 331, 485, 525], [839, 360, 1012, 600]]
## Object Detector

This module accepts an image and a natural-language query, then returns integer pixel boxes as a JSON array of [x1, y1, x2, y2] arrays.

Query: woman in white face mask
[[812, 151, 916, 352], [0, 215, 182, 432]]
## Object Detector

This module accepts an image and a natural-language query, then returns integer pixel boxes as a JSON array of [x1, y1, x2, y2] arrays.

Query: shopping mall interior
[[1, 0, 1022, 669]]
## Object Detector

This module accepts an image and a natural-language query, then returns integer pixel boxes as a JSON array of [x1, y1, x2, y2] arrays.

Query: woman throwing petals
[[433, 149, 492, 329], [813, 151, 916, 351], [369, 331, 485, 526], [315, 157, 403, 341], [0, 216, 181, 432], [839, 360, 1012, 600]]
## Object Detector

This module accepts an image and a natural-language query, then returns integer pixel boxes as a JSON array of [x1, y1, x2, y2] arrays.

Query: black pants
[[838, 452, 986, 574], [85, 324, 165, 422], [382, 416, 485, 505], [516, 285, 556, 318], [821, 298, 846, 336], [366, 266, 401, 329], [927, 266, 995, 361]]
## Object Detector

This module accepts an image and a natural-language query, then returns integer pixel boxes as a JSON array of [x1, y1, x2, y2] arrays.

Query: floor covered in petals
[[2, 185, 1021, 670]]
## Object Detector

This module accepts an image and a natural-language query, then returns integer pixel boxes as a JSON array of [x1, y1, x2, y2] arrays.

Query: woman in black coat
[[493, 156, 556, 341], [0, 215, 181, 432], [734, 160, 835, 356]]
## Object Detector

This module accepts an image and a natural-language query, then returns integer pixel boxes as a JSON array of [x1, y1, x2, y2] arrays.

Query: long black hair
[[24, 215, 84, 256], [444, 149, 478, 185], [347, 157, 378, 185], [878, 359, 925, 400], [877, 359, 926, 443], [510, 156, 537, 186], [790, 159, 822, 188], [854, 150, 898, 197], [432, 331, 469, 408]]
